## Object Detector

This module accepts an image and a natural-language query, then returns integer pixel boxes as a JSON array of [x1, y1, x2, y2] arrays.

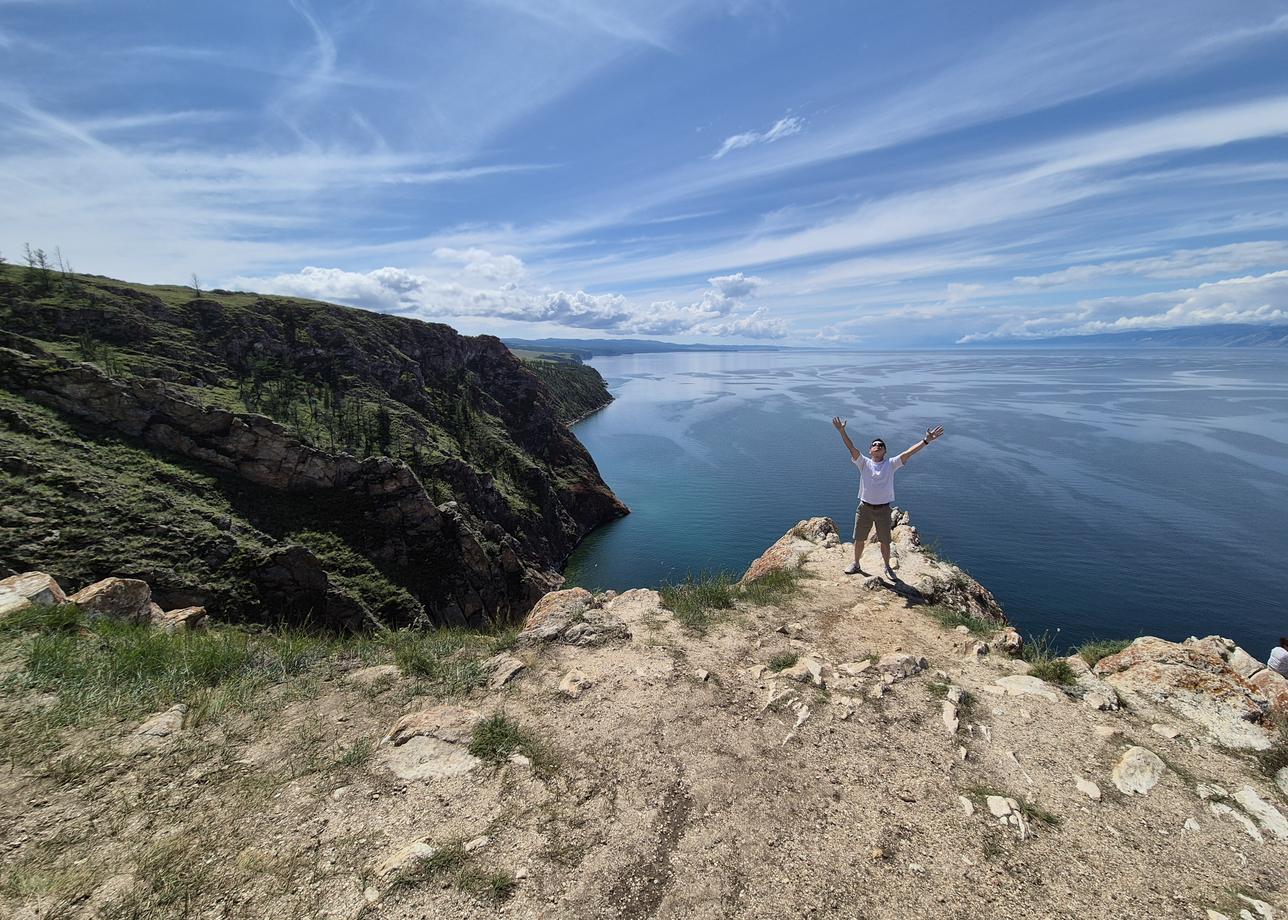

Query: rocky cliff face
[[0, 267, 626, 628]]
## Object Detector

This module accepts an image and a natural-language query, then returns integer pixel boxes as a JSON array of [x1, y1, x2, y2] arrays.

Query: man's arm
[[832, 417, 861, 462], [898, 425, 945, 465]]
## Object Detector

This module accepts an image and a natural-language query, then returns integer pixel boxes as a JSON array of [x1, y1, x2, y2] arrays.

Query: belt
[[860, 501, 891, 508]]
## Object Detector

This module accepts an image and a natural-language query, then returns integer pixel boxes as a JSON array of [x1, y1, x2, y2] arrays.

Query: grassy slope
[[0, 263, 620, 626]]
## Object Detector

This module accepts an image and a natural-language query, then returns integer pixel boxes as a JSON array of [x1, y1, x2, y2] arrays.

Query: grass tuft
[[1021, 631, 1077, 685], [1076, 638, 1132, 667], [921, 604, 995, 638], [455, 866, 518, 902], [468, 712, 557, 774], [767, 652, 798, 672], [738, 567, 807, 607], [659, 571, 737, 632]]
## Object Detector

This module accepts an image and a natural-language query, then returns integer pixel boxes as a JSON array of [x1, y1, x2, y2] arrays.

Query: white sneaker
[[844, 562, 864, 575]]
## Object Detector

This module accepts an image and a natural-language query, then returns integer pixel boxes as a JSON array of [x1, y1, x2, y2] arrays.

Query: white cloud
[[712, 115, 803, 159], [961, 270, 1288, 341], [231, 255, 788, 339], [1012, 241, 1288, 287]]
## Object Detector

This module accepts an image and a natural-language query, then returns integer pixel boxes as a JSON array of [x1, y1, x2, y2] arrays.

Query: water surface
[[564, 349, 1288, 657]]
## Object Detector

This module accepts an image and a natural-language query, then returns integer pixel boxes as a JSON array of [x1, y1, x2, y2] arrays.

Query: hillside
[[1, 516, 1285, 919], [519, 360, 614, 425], [0, 264, 626, 630]]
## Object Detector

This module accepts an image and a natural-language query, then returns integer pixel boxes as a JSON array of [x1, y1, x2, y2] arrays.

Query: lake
[[563, 349, 1288, 658]]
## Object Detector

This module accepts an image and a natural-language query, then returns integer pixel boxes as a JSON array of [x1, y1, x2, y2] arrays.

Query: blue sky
[[3, 1, 1288, 346]]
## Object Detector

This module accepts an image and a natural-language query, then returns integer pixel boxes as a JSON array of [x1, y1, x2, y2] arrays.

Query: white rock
[[942, 701, 960, 734], [1075, 777, 1101, 801], [782, 656, 825, 687], [375, 841, 436, 879], [1150, 723, 1183, 740], [1276, 767, 1288, 798], [508, 752, 531, 768], [877, 653, 926, 680], [838, 660, 873, 676], [483, 653, 525, 689], [1093, 726, 1123, 740], [364, 886, 380, 903], [986, 795, 1013, 818], [135, 704, 188, 739], [558, 668, 593, 699], [1184, 818, 1201, 832], [1237, 894, 1277, 919], [381, 737, 482, 781], [746, 665, 769, 680], [994, 675, 1062, 702], [1233, 786, 1288, 841], [1111, 746, 1166, 796], [1207, 912, 1232, 920], [695, 669, 710, 682], [1210, 802, 1264, 842], [463, 835, 490, 853], [959, 795, 975, 816], [1196, 783, 1230, 800]]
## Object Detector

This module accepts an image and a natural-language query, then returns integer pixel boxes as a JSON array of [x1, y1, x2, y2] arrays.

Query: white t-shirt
[[854, 454, 903, 505], [1270, 646, 1288, 677]]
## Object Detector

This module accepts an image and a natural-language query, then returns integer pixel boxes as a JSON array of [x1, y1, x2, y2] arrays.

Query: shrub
[[1022, 631, 1076, 685], [767, 653, 798, 672]]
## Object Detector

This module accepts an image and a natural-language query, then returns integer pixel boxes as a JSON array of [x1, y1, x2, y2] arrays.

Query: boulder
[[1064, 655, 1120, 711], [0, 571, 67, 616], [151, 605, 207, 633], [995, 627, 1024, 657], [378, 704, 482, 781], [523, 587, 594, 632], [877, 653, 927, 680], [1075, 777, 1101, 801], [483, 653, 525, 688], [1095, 637, 1273, 749], [781, 656, 825, 688], [1247, 668, 1288, 713], [994, 675, 1062, 703], [518, 588, 629, 646], [740, 518, 837, 584], [69, 577, 155, 624], [1111, 746, 1165, 796]]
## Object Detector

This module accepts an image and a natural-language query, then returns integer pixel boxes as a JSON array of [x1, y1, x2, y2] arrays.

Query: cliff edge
[[1, 515, 1285, 919]]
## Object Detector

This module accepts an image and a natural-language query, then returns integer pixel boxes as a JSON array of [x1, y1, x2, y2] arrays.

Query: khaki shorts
[[854, 501, 893, 545]]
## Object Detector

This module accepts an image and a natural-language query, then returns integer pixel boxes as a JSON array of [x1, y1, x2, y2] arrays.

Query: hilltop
[[0, 263, 623, 631], [1, 514, 1285, 919]]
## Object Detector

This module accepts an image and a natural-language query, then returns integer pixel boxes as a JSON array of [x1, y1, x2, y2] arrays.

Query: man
[[831, 417, 944, 579]]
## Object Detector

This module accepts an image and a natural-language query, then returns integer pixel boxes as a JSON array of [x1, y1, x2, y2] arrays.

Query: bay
[[563, 349, 1288, 658]]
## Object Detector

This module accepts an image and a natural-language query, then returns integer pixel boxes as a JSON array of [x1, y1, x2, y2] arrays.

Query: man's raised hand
[[832, 416, 847, 431], [925, 425, 945, 442]]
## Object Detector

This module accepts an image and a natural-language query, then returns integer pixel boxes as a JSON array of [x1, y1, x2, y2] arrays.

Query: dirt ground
[[1, 527, 1285, 920]]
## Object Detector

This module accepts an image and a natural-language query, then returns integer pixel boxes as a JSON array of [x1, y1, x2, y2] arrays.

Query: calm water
[[563, 349, 1288, 657]]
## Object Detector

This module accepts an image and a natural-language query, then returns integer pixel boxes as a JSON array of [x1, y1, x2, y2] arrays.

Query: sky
[[2, 1, 1288, 346]]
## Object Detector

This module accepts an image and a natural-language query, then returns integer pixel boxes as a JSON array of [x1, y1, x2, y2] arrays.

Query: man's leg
[[848, 508, 872, 574], [875, 507, 897, 578]]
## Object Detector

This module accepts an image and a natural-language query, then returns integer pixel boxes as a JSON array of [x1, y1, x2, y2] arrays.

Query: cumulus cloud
[[960, 269, 1288, 341], [712, 115, 803, 159], [232, 251, 788, 339]]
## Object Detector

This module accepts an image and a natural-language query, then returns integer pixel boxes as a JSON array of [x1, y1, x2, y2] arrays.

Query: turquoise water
[[563, 349, 1288, 657]]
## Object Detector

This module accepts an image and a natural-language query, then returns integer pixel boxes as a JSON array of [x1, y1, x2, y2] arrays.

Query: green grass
[[1021, 631, 1077, 685], [659, 571, 737, 632], [468, 712, 557, 774], [455, 866, 518, 902], [1076, 638, 1132, 667], [921, 604, 996, 638], [767, 652, 798, 672], [738, 567, 808, 607], [660, 566, 808, 633], [0, 605, 518, 766]]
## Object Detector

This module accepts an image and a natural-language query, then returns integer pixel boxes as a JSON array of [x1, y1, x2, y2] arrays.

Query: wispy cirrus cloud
[[712, 114, 803, 159]]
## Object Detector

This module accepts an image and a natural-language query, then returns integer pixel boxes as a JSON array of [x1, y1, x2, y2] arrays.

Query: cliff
[[1, 516, 1284, 919], [0, 265, 626, 629]]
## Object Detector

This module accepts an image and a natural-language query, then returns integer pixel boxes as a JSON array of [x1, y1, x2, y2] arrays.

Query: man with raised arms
[[831, 417, 945, 579]]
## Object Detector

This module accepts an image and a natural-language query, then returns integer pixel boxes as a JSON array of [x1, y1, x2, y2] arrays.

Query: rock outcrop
[[0, 268, 627, 629], [1095, 636, 1282, 750]]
